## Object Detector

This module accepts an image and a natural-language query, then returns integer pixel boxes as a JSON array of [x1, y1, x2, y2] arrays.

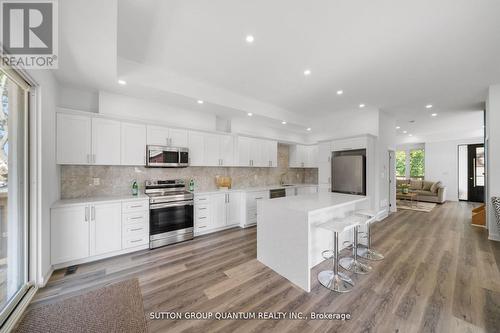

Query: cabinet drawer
[[123, 235, 149, 249], [195, 195, 210, 204], [195, 204, 210, 218], [246, 207, 257, 219], [122, 200, 149, 213], [196, 215, 209, 227], [122, 211, 149, 226], [123, 222, 148, 238]]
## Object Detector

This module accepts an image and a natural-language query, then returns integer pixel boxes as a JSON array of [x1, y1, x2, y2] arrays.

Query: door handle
[[91, 206, 95, 221], [85, 206, 89, 222], [473, 158, 476, 187]]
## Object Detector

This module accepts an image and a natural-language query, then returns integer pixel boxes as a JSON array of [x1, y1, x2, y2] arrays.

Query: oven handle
[[150, 200, 194, 210]]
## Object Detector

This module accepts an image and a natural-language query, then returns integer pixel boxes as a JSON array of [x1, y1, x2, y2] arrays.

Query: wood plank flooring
[[31, 201, 500, 332]]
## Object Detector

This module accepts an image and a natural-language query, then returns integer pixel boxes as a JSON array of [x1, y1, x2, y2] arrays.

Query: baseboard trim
[[40, 267, 54, 287]]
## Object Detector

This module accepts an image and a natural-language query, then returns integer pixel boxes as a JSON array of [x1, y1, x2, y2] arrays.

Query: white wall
[[377, 112, 396, 214], [486, 85, 500, 241], [425, 137, 483, 202], [27, 70, 60, 285], [58, 85, 99, 112]]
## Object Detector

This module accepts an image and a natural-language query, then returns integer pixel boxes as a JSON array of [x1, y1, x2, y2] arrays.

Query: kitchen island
[[257, 192, 368, 292]]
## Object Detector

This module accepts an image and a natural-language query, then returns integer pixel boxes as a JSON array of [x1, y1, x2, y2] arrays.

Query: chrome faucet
[[280, 172, 288, 186]]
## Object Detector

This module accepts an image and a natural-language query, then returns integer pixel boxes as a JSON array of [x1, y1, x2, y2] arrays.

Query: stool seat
[[317, 215, 362, 233], [353, 210, 384, 261]]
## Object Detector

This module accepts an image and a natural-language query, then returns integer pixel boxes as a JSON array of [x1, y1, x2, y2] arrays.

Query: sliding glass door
[[0, 69, 29, 326]]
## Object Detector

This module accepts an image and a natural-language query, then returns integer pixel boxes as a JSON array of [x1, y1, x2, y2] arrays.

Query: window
[[409, 149, 425, 179], [0, 69, 30, 326], [395, 151, 406, 178]]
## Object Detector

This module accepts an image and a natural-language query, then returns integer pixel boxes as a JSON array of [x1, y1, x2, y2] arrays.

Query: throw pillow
[[410, 179, 422, 190], [422, 181, 433, 191], [430, 181, 442, 194]]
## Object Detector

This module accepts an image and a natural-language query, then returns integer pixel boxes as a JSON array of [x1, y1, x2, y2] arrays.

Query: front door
[[467, 144, 485, 203]]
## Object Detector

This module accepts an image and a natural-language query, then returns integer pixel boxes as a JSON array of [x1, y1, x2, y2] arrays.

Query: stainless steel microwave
[[146, 145, 189, 168]]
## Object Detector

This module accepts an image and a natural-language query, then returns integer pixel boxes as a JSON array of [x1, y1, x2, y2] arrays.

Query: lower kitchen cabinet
[[194, 192, 242, 235], [51, 198, 149, 267], [51, 204, 90, 264], [91, 202, 122, 256]]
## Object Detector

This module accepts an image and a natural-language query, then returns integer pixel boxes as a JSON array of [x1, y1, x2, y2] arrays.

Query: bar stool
[[355, 210, 384, 261], [317, 217, 359, 293], [339, 215, 372, 274]]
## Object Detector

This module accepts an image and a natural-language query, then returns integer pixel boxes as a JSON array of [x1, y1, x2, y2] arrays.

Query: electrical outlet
[[93, 178, 100, 186]]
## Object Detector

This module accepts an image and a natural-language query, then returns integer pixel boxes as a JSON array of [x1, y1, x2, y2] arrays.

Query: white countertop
[[259, 192, 366, 214], [191, 183, 319, 195], [52, 194, 149, 208]]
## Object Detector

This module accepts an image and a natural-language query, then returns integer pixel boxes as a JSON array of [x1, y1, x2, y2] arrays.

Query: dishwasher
[[269, 188, 286, 199]]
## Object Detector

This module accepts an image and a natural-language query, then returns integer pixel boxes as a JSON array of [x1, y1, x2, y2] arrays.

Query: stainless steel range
[[145, 179, 194, 249]]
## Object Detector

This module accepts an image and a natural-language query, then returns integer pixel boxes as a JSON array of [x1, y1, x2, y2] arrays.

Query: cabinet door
[[250, 138, 266, 167], [318, 162, 331, 184], [219, 135, 234, 166], [147, 125, 170, 146], [227, 192, 241, 226], [204, 133, 220, 166], [210, 193, 227, 229], [288, 145, 301, 168], [92, 118, 121, 165], [169, 128, 188, 147], [56, 113, 91, 164], [237, 136, 252, 166], [121, 122, 146, 166], [188, 131, 205, 166], [306, 145, 318, 168], [267, 140, 278, 167], [51, 205, 90, 264], [91, 202, 122, 256]]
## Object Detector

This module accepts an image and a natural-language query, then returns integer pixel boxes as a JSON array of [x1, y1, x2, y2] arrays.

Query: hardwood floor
[[31, 201, 500, 333]]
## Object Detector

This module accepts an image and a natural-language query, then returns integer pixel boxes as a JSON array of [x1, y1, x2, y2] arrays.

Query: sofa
[[396, 179, 447, 203]]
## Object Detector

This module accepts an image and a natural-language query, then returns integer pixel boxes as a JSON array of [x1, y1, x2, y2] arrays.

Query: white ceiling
[[55, 0, 499, 139]]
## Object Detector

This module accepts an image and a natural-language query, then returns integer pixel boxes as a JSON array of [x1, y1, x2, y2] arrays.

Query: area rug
[[397, 200, 436, 212], [14, 279, 148, 333]]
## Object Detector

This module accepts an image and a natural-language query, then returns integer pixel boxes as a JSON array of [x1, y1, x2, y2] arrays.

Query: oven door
[[146, 145, 180, 167], [149, 200, 194, 236]]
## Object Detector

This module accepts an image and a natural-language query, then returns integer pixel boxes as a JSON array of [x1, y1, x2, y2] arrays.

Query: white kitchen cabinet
[[188, 131, 205, 166], [243, 190, 269, 226], [262, 140, 278, 167], [210, 193, 227, 229], [91, 202, 122, 256], [121, 122, 147, 165], [237, 136, 252, 167], [297, 186, 318, 196], [219, 135, 235, 166], [169, 128, 189, 147], [51, 204, 90, 264], [290, 145, 318, 168], [92, 118, 121, 165], [318, 141, 332, 164], [227, 192, 242, 226], [318, 162, 331, 184], [56, 113, 92, 164], [204, 133, 221, 167], [147, 125, 188, 147]]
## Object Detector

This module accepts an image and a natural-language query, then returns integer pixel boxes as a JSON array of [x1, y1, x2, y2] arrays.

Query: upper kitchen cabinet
[[121, 122, 147, 166], [147, 125, 188, 147], [188, 131, 205, 166], [289, 144, 318, 168], [236, 136, 277, 167], [91, 118, 121, 165], [56, 113, 92, 164], [219, 134, 235, 166], [203, 133, 220, 166], [189, 131, 235, 167], [318, 141, 333, 164]]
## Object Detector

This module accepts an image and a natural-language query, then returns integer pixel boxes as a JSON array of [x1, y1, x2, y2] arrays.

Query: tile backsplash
[[61, 144, 318, 199]]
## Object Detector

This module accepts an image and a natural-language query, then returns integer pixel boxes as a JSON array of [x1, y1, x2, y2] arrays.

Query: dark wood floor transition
[[32, 202, 500, 333]]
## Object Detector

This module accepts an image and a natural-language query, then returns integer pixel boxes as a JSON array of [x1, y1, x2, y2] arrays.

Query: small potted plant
[[400, 183, 410, 194]]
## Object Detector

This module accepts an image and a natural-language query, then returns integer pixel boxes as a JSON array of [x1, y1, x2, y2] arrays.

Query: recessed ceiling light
[[118, 79, 127, 85], [306, 127, 311, 131], [359, 104, 365, 108], [431, 113, 438, 117], [426, 104, 433, 109], [403, 130, 407, 134], [409, 134, 413, 137], [336, 90, 343, 95], [197, 100, 204, 104], [303, 69, 311, 76], [281, 121, 287, 125], [396, 126, 401, 129], [245, 35, 254, 43], [247, 112, 253, 116]]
